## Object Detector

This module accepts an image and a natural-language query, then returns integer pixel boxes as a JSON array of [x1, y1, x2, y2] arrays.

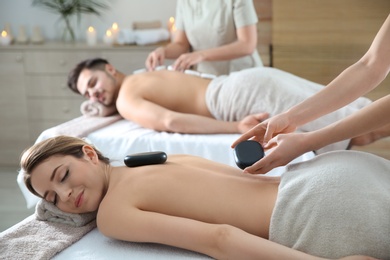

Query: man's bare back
[[99, 154, 279, 239], [118, 70, 213, 117]]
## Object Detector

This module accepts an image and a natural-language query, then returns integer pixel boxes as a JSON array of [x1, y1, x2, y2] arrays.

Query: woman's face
[[30, 147, 106, 214]]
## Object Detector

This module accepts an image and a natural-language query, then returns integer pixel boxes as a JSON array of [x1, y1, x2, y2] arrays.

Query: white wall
[[0, 0, 177, 41]]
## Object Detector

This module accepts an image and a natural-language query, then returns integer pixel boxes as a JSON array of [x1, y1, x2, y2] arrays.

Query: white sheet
[[54, 229, 212, 260]]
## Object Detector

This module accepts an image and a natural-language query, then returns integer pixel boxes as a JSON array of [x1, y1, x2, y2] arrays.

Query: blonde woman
[[21, 136, 388, 259]]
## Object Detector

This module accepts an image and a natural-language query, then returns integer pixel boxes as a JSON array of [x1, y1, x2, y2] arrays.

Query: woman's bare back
[[99, 155, 279, 239]]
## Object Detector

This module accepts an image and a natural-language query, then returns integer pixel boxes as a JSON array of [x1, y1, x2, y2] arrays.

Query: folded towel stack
[[134, 28, 170, 45], [117, 27, 169, 45], [117, 28, 136, 45]]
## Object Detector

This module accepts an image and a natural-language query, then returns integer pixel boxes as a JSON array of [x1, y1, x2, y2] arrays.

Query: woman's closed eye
[[61, 170, 69, 182], [52, 170, 70, 205]]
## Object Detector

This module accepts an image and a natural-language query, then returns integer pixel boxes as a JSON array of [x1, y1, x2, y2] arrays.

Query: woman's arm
[[242, 94, 390, 174], [232, 14, 390, 156], [172, 24, 258, 70], [99, 207, 326, 260], [145, 30, 191, 70], [282, 14, 390, 129]]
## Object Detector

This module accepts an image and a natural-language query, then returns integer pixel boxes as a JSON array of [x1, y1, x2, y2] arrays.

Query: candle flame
[[169, 17, 175, 23], [112, 23, 118, 30], [1, 30, 7, 37], [106, 30, 112, 37], [88, 26, 95, 32]]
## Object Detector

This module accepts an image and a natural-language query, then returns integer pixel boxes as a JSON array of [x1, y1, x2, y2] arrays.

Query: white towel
[[47, 115, 123, 138], [270, 150, 390, 259], [80, 100, 117, 117], [117, 28, 135, 45], [36, 199, 96, 227], [134, 28, 169, 45], [0, 200, 96, 260]]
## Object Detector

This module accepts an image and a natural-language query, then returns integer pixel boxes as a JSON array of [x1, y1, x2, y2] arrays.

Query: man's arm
[[117, 95, 240, 134], [117, 95, 268, 134]]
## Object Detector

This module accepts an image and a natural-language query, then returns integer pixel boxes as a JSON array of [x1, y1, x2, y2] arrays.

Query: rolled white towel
[[36, 199, 96, 227], [80, 100, 117, 117], [134, 28, 169, 45]]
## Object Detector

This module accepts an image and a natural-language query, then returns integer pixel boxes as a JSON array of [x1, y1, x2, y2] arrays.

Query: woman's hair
[[20, 135, 110, 198], [67, 58, 109, 94]]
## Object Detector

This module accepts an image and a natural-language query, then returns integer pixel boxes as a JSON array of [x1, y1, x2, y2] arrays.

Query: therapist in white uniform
[[145, 0, 263, 75]]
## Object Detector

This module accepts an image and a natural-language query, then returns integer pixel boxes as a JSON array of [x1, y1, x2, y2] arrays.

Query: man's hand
[[237, 113, 269, 134], [146, 47, 166, 71]]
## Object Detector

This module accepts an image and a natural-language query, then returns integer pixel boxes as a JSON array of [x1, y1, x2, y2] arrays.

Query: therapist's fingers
[[146, 50, 165, 71], [243, 153, 281, 175], [231, 121, 268, 148], [173, 57, 190, 71]]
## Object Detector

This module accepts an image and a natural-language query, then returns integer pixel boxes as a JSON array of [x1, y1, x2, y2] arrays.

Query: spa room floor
[[1, 139, 389, 233]]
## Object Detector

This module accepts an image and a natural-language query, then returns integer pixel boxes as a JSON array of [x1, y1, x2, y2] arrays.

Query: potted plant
[[32, 0, 109, 42]]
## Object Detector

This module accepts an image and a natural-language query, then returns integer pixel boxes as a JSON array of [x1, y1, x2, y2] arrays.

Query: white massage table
[[13, 117, 315, 259]]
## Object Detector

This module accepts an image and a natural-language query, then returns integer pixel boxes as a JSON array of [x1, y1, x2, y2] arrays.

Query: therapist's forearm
[[163, 42, 190, 59], [287, 59, 386, 128], [287, 14, 390, 128], [304, 95, 390, 152]]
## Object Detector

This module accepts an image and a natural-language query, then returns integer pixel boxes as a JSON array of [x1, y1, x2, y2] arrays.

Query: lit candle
[[167, 17, 175, 31], [86, 26, 97, 46], [103, 29, 114, 45], [0, 30, 11, 46], [111, 22, 119, 43]]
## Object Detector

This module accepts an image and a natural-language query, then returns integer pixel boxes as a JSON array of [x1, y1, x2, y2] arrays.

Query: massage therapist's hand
[[172, 51, 205, 71], [240, 132, 311, 174], [146, 47, 166, 71], [233, 112, 298, 148], [237, 113, 269, 134]]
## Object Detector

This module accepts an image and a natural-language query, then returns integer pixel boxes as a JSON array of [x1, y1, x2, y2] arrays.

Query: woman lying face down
[[21, 136, 388, 260]]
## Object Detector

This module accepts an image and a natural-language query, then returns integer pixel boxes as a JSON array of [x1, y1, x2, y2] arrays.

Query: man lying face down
[[67, 58, 374, 153]]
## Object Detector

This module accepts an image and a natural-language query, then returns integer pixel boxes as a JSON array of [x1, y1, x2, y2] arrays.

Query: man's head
[[68, 58, 120, 106]]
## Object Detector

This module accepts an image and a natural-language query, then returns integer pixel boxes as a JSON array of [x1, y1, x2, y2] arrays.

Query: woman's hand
[[232, 112, 297, 149], [172, 51, 205, 71], [145, 47, 166, 71], [241, 132, 310, 174]]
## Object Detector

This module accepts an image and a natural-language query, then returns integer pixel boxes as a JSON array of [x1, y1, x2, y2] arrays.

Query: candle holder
[[1, 30, 12, 46], [16, 26, 29, 44], [103, 29, 114, 45], [31, 26, 44, 44], [86, 26, 97, 46]]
